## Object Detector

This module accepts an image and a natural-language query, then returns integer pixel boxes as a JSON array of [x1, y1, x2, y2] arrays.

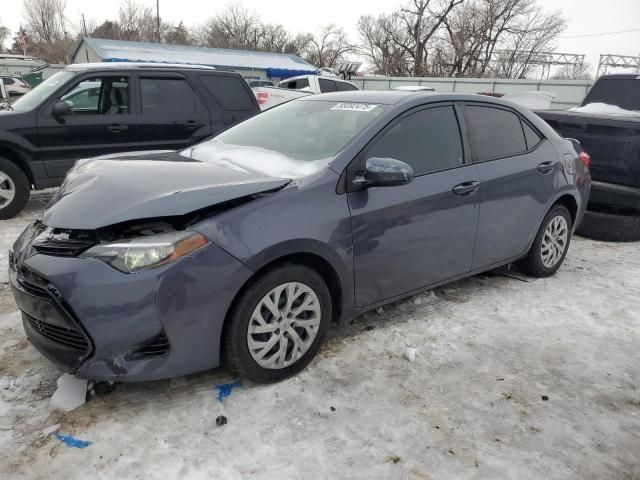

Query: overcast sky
[[2, 0, 640, 75]]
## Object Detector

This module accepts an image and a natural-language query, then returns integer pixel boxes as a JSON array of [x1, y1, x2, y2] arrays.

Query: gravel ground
[[0, 193, 639, 480]]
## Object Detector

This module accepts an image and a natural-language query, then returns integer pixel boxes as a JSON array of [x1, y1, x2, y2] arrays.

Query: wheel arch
[[224, 250, 345, 330], [0, 144, 34, 186], [554, 193, 578, 225]]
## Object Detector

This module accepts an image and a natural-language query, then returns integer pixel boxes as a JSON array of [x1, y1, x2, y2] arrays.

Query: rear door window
[[319, 78, 338, 93], [199, 75, 254, 111], [140, 77, 201, 114], [465, 105, 527, 161]]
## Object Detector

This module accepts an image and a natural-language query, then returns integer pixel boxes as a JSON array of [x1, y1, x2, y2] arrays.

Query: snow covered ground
[[1, 193, 639, 479]]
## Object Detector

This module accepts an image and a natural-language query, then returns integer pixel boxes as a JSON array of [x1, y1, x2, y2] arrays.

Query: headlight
[[80, 231, 209, 273]]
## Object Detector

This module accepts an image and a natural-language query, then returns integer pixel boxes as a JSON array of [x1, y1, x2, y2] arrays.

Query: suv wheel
[[519, 204, 572, 277], [223, 264, 331, 383], [0, 157, 30, 220]]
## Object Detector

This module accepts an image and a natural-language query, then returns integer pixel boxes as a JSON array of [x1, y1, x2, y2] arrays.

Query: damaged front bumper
[[9, 225, 254, 382]]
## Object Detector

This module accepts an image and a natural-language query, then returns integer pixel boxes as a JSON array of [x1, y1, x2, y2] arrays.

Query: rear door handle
[[183, 120, 201, 130], [107, 124, 128, 133], [452, 181, 480, 197], [537, 161, 555, 174]]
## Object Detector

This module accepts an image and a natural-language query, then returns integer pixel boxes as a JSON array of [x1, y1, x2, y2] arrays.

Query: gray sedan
[[9, 91, 590, 383]]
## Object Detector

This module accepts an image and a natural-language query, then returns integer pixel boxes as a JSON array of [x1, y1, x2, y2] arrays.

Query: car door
[[37, 74, 137, 179], [347, 104, 480, 307], [462, 103, 558, 269], [136, 74, 211, 151]]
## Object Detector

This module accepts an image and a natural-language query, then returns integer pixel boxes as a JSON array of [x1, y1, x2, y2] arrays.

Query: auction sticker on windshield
[[331, 103, 379, 112]]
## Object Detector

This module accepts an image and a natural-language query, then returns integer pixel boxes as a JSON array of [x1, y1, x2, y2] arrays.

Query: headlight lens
[[80, 231, 209, 273]]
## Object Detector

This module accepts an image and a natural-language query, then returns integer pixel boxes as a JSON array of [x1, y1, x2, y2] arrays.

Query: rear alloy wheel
[[0, 157, 30, 220], [223, 264, 331, 383], [519, 204, 572, 277]]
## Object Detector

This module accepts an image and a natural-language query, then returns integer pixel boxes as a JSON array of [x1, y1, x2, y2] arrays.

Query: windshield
[[184, 100, 385, 177], [11, 71, 76, 112]]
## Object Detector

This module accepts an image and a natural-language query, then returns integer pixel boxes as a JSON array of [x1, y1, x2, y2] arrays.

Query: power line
[[560, 27, 640, 39]]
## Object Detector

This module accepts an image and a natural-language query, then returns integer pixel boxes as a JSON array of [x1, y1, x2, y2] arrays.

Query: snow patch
[[404, 347, 418, 362], [569, 102, 640, 116], [50, 374, 87, 412]]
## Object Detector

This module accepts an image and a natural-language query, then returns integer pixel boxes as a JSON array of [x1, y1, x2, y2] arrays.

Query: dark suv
[[0, 62, 260, 219]]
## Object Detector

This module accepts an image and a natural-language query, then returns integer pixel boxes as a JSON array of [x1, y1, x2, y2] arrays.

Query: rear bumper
[[589, 180, 640, 211]]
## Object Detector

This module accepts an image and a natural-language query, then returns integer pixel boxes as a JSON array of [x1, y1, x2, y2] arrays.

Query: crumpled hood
[[43, 152, 290, 229]]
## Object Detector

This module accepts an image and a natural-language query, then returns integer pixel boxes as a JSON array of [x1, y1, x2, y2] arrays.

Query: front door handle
[[452, 181, 480, 197], [537, 161, 555, 174], [107, 124, 128, 133]]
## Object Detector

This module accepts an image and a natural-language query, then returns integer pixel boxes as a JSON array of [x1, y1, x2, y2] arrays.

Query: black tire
[[0, 157, 30, 220], [223, 263, 331, 384], [575, 206, 640, 242], [519, 204, 572, 278]]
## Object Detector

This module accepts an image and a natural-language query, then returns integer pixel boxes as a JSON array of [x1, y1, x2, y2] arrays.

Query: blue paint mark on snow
[[53, 432, 93, 449], [214, 380, 243, 402]]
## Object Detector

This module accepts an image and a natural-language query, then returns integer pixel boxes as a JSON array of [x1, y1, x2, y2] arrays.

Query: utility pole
[[82, 14, 88, 37], [156, 0, 161, 43]]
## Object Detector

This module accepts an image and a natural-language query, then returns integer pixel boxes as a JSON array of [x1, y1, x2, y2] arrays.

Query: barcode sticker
[[331, 103, 378, 112]]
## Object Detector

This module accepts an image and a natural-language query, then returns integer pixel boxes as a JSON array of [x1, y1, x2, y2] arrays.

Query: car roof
[[64, 62, 218, 72], [300, 90, 516, 106]]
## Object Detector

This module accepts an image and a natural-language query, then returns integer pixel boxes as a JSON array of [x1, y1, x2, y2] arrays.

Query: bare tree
[[357, 15, 412, 75], [493, 6, 566, 78], [552, 62, 592, 80], [0, 19, 10, 51], [302, 24, 352, 68], [117, 0, 155, 42], [21, 0, 75, 63]]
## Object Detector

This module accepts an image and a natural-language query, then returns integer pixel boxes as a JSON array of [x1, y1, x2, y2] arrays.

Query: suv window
[[364, 106, 463, 176], [140, 77, 200, 114], [61, 76, 129, 115], [4, 78, 14, 85], [336, 81, 358, 92], [318, 78, 337, 93], [281, 78, 310, 90], [466, 105, 527, 161], [200, 75, 253, 111]]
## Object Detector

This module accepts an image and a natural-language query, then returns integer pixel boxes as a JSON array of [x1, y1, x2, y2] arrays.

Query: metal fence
[[350, 76, 594, 110]]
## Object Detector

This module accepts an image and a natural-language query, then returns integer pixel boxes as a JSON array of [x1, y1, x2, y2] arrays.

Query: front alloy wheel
[[224, 264, 331, 383], [247, 282, 321, 369]]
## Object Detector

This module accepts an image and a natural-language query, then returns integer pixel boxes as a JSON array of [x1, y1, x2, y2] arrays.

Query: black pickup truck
[[0, 62, 260, 219], [537, 74, 640, 241]]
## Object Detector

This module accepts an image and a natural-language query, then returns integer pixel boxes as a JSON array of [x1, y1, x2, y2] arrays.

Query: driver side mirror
[[52, 101, 72, 123], [353, 157, 414, 188]]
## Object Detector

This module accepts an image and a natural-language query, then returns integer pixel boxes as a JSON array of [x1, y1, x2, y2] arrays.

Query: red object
[[579, 151, 591, 169], [255, 91, 269, 106]]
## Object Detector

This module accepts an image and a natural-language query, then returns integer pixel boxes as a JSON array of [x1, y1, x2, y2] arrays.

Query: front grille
[[24, 313, 89, 351], [33, 240, 94, 257], [31, 226, 96, 257], [126, 332, 170, 360], [17, 267, 50, 299]]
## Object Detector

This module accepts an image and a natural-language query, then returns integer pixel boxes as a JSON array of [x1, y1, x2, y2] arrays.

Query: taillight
[[579, 151, 591, 169], [256, 91, 269, 106]]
